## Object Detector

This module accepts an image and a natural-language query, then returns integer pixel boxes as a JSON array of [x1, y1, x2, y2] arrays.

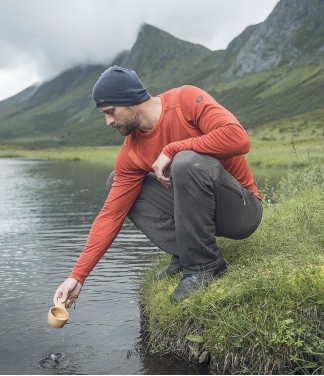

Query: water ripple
[[0, 158, 163, 375]]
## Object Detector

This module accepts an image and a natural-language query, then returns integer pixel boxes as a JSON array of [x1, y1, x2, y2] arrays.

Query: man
[[53, 65, 263, 306]]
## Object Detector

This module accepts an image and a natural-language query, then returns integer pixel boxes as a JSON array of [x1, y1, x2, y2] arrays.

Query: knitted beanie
[[92, 65, 151, 107]]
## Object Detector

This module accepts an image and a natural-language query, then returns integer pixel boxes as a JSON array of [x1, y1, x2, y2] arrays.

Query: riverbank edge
[[0, 145, 121, 166], [137, 185, 324, 374]]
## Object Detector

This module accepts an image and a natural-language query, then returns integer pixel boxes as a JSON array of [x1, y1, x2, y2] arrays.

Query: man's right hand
[[152, 151, 172, 188], [53, 277, 83, 308]]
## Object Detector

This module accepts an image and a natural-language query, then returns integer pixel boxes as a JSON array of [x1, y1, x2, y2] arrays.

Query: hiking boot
[[155, 255, 182, 280], [170, 261, 227, 303]]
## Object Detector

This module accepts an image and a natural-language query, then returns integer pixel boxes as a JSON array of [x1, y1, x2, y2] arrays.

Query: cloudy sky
[[0, 0, 279, 101]]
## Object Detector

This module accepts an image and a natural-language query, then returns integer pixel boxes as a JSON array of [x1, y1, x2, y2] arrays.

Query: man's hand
[[152, 152, 172, 188], [53, 278, 83, 309]]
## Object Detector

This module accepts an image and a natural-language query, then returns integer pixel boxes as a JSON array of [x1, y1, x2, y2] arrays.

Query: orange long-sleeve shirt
[[69, 85, 261, 284]]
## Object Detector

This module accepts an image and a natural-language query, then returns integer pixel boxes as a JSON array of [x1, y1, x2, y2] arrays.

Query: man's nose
[[105, 115, 114, 126]]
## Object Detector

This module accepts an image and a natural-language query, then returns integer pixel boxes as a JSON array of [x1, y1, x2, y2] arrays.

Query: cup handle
[[56, 298, 67, 310]]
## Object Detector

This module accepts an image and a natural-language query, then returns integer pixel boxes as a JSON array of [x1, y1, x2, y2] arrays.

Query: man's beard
[[112, 109, 140, 136]]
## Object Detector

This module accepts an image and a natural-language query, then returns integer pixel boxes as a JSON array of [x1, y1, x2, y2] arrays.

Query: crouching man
[[53, 65, 263, 306]]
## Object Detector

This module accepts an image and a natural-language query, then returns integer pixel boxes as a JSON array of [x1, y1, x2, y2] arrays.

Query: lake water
[[0, 158, 210, 375]]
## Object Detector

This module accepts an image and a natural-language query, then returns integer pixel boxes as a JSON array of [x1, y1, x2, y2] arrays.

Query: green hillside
[[0, 65, 125, 148], [0, 0, 323, 149]]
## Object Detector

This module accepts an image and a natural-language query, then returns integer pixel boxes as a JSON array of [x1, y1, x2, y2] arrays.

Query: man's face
[[99, 106, 140, 136]]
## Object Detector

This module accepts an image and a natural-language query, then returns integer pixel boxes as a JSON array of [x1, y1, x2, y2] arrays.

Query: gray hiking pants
[[107, 151, 263, 275]]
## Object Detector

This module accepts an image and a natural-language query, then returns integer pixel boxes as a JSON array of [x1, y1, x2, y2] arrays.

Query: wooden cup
[[47, 298, 69, 328]]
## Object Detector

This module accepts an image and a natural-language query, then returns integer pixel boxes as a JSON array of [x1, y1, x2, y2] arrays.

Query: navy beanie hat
[[92, 65, 151, 107]]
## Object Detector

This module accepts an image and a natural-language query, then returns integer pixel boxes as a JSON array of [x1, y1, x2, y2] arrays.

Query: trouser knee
[[171, 151, 221, 184], [106, 171, 115, 193]]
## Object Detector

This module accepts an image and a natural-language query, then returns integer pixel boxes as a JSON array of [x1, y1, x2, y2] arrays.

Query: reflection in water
[[0, 158, 210, 375]]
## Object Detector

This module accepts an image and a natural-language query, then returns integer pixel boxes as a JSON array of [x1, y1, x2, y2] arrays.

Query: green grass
[[138, 172, 324, 374], [0, 144, 121, 166], [245, 108, 324, 187]]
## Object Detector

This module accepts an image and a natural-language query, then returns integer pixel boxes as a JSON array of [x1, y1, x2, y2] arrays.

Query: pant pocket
[[220, 182, 246, 205]]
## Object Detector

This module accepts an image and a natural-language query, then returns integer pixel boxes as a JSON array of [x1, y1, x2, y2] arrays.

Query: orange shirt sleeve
[[163, 86, 250, 160], [69, 149, 147, 284]]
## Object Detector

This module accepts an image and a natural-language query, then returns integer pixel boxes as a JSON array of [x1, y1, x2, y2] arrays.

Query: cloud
[[0, 0, 279, 100]]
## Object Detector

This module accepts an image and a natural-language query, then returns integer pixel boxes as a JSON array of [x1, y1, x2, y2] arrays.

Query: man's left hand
[[152, 152, 172, 188]]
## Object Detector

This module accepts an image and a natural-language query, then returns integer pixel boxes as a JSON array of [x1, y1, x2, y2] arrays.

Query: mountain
[[114, 24, 210, 79], [0, 0, 323, 149], [0, 24, 211, 148], [219, 0, 324, 80]]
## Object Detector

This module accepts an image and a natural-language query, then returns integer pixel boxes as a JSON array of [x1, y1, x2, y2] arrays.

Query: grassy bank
[[138, 165, 324, 374], [247, 109, 324, 186], [0, 145, 121, 165]]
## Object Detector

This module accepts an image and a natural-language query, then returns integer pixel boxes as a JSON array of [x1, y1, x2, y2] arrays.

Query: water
[[0, 158, 210, 375]]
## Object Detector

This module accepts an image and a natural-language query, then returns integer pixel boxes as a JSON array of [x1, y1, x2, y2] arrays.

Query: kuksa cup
[[47, 298, 69, 328]]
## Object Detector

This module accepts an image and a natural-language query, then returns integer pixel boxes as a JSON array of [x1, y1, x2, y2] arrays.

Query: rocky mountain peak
[[221, 0, 324, 80], [113, 23, 210, 77]]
